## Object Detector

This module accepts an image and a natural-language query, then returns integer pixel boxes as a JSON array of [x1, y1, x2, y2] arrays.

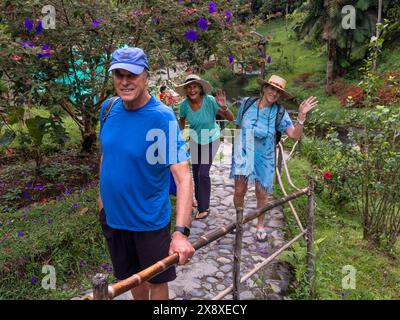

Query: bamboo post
[[92, 273, 109, 300], [276, 143, 283, 184], [306, 178, 315, 299], [233, 207, 244, 300]]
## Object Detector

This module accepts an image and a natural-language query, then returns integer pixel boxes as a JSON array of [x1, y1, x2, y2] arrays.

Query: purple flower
[[79, 187, 86, 191], [31, 277, 37, 283], [22, 192, 31, 198], [73, 203, 79, 208], [42, 45, 49, 50], [65, 189, 72, 194], [35, 20, 43, 34], [152, 17, 160, 25], [267, 56, 272, 64], [178, 0, 184, 3], [197, 18, 208, 31], [185, 29, 198, 42], [92, 19, 102, 27], [102, 263, 109, 269], [208, 2, 216, 14], [225, 10, 232, 24], [24, 19, 34, 31], [37, 52, 51, 58], [341, 292, 347, 298], [21, 42, 34, 48], [228, 54, 234, 64], [34, 184, 44, 189], [32, 218, 38, 223], [47, 219, 53, 224], [80, 261, 86, 267], [18, 232, 24, 237]]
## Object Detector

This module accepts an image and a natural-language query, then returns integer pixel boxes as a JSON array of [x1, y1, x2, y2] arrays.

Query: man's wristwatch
[[174, 226, 190, 237]]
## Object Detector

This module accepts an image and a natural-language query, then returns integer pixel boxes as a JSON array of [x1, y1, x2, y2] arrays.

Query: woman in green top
[[176, 75, 234, 219]]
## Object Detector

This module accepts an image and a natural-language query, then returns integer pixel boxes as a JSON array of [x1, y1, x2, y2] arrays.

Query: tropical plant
[[294, 0, 379, 94], [0, 0, 253, 153]]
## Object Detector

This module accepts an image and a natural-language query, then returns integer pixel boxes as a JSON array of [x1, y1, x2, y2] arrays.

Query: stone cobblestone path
[[168, 141, 290, 300]]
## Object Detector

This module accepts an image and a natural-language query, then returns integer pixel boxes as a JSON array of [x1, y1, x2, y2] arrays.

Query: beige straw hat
[[174, 74, 213, 96], [257, 75, 292, 99]]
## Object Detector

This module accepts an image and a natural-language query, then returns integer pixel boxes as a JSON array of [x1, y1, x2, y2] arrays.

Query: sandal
[[195, 209, 210, 220], [255, 228, 268, 242]]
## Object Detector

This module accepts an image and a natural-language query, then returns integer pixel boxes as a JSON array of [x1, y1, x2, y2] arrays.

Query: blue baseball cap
[[109, 47, 149, 75]]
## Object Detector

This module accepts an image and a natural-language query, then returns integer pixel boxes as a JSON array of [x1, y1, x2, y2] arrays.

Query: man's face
[[263, 84, 281, 105], [113, 69, 148, 103]]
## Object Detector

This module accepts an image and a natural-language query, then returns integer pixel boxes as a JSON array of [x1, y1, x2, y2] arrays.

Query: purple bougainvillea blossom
[[92, 19, 102, 27], [21, 42, 34, 48], [225, 10, 232, 24], [198, 18, 208, 31], [228, 54, 234, 64], [35, 20, 43, 34], [208, 2, 216, 14], [185, 29, 198, 42], [24, 19, 34, 31]]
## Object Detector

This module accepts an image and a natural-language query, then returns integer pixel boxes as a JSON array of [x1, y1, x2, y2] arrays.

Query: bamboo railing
[[83, 138, 315, 300]]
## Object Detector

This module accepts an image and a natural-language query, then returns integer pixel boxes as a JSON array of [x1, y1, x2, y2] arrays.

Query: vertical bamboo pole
[[233, 207, 244, 300], [92, 273, 109, 300], [276, 143, 283, 184], [306, 178, 315, 299]]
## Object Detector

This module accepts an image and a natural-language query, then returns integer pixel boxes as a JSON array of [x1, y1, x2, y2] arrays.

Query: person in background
[[176, 74, 234, 220]]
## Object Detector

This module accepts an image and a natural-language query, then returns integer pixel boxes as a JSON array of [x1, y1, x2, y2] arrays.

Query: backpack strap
[[239, 97, 258, 127], [275, 104, 284, 130], [274, 104, 285, 145], [101, 96, 120, 126]]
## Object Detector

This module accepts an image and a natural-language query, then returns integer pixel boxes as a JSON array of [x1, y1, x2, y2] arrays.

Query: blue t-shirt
[[99, 96, 190, 231], [179, 94, 221, 145]]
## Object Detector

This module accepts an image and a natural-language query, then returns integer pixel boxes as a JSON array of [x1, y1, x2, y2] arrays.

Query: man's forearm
[[174, 173, 193, 227]]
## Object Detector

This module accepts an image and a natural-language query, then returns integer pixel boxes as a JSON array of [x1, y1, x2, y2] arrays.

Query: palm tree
[[296, 0, 377, 94]]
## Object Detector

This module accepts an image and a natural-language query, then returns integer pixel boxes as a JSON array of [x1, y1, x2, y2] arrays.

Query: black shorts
[[99, 208, 176, 284]]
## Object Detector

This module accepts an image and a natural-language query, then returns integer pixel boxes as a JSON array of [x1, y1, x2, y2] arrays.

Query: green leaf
[[25, 116, 49, 146], [0, 129, 16, 147], [356, 0, 371, 11]]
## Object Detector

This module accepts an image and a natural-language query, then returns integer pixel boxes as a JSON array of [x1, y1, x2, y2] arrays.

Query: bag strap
[[239, 97, 258, 127], [101, 96, 120, 126], [275, 104, 284, 130]]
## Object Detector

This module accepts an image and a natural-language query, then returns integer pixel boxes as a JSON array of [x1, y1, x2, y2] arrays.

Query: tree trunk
[[81, 115, 98, 154], [326, 37, 335, 95]]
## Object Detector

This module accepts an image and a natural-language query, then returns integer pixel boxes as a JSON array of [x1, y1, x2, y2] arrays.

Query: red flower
[[11, 54, 22, 61], [323, 171, 332, 180], [40, 198, 49, 203]]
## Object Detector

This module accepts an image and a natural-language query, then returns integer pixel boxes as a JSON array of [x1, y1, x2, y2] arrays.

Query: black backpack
[[238, 97, 285, 145]]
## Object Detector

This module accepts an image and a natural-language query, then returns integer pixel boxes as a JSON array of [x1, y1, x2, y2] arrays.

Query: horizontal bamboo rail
[[83, 187, 309, 300]]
